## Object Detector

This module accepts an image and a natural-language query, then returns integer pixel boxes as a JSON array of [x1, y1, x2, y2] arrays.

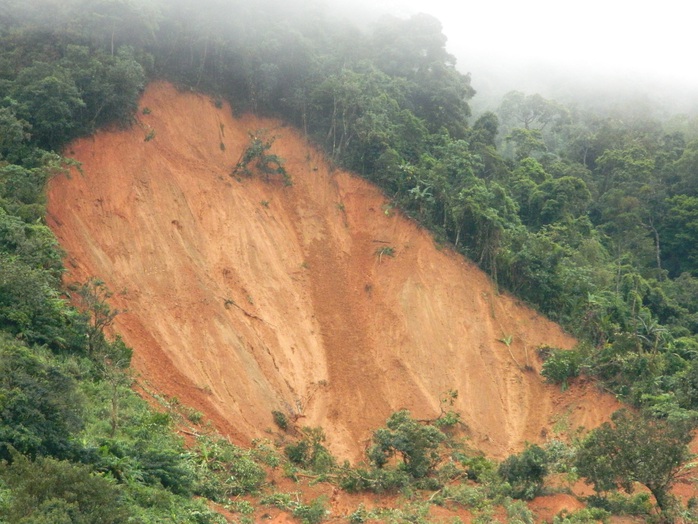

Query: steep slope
[[47, 82, 618, 460]]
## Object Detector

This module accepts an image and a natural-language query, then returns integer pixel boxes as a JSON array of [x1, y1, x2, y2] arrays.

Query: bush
[[284, 427, 335, 473], [368, 410, 447, 479], [272, 410, 289, 431], [232, 132, 291, 185], [260, 493, 328, 524], [192, 437, 265, 500], [586, 492, 652, 516], [292, 497, 328, 524], [498, 444, 549, 500], [552, 508, 610, 523], [540, 346, 583, 390]]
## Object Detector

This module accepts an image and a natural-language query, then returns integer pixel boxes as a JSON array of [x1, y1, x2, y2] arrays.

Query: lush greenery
[[576, 410, 695, 517], [2, 0, 698, 521]]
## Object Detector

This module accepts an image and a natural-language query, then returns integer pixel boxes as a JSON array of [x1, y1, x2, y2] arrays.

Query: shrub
[[368, 410, 446, 479], [339, 467, 411, 493], [192, 437, 265, 500], [540, 346, 583, 390], [284, 427, 334, 473], [0, 337, 83, 461], [552, 508, 611, 523], [292, 497, 328, 524], [272, 410, 289, 431], [260, 493, 327, 524], [575, 409, 696, 516], [498, 444, 549, 500]]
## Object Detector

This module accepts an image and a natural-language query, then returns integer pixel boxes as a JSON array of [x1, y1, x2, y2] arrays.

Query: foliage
[[368, 410, 447, 479], [284, 426, 335, 473], [0, 336, 83, 460], [339, 465, 411, 493], [232, 131, 291, 185], [540, 346, 585, 390], [292, 497, 328, 524], [272, 410, 289, 431], [0, 448, 132, 523], [552, 507, 611, 524], [585, 492, 653, 516], [575, 409, 696, 517], [192, 436, 266, 500], [260, 492, 328, 524], [498, 444, 549, 500]]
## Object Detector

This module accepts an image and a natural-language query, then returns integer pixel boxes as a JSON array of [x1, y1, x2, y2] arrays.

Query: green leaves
[[0, 337, 83, 460], [662, 195, 698, 276], [575, 410, 696, 514], [192, 436, 266, 500], [1, 39, 144, 152], [284, 427, 335, 473], [0, 450, 132, 523], [11, 63, 86, 150], [0, 107, 31, 164], [498, 444, 549, 500], [232, 131, 291, 185], [368, 410, 447, 479]]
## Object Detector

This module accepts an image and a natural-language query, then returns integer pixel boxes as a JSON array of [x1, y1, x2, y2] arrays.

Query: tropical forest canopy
[[1, 0, 697, 521]]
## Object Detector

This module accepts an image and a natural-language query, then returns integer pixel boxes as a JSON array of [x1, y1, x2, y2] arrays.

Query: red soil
[[47, 81, 619, 462]]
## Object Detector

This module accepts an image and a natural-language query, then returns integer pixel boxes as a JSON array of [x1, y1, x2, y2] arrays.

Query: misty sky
[[345, 0, 696, 103]]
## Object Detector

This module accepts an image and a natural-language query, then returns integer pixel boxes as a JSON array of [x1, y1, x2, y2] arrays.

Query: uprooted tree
[[232, 131, 291, 185]]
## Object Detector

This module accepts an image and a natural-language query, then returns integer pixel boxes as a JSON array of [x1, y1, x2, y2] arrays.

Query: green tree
[[661, 195, 698, 276], [498, 91, 569, 132], [505, 128, 547, 161], [0, 253, 84, 351], [575, 410, 696, 519], [498, 444, 549, 500], [0, 449, 131, 523], [672, 139, 698, 195], [0, 336, 83, 460], [0, 106, 31, 164], [369, 13, 474, 137], [368, 410, 446, 479], [11, 63, 86, 150], [60, 44, 145, 131], [71, 278, 119, 357]]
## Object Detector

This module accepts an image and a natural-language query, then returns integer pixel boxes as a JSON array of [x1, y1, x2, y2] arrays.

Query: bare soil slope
[[47, 82, 618, 460]]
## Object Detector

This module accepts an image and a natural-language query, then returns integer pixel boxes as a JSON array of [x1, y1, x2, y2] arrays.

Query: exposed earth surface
[[47, 82, 636, 521]]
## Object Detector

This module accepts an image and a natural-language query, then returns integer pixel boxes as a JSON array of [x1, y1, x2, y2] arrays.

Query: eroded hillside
[[47, 82, 617, 460]]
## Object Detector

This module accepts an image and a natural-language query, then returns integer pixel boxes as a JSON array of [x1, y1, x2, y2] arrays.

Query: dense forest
[[1, 0, 697, 522]]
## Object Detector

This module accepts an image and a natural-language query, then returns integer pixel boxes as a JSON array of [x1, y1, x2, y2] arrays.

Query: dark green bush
[[368, 410, 446, 479], [498, 444, 549, 500], [272, 410, 289, 431], [284, 427, 334, 473]]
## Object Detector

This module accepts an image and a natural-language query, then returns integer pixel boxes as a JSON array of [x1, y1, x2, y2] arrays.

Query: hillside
[[47, 82, 618, 461]]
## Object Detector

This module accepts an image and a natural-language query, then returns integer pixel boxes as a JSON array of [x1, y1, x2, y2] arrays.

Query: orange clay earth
[[47, 81, 620, 465]]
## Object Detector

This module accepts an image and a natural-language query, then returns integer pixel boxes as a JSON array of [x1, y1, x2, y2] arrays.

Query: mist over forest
[[1, 0, 698, 522]]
